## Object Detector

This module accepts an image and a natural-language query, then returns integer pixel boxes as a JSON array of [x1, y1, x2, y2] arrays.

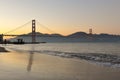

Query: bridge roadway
[[3, 34, 35, 36]]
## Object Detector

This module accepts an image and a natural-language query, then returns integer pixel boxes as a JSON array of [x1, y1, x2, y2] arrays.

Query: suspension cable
[[36, 20, 57, 34], [4, 20, 32, 34]]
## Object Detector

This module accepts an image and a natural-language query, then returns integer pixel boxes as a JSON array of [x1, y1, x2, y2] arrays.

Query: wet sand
[[0, 49, 120, 80], [0, 47, 8, 52]]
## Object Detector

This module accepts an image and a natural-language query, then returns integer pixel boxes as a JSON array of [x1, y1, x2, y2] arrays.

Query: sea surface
[[0, 42, 120, 80]]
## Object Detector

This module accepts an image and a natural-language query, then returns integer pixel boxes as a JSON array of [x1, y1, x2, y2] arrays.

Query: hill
[[20, 32, 64, 37], [67, 32, 88, 37], [9, 32, 120, 42]]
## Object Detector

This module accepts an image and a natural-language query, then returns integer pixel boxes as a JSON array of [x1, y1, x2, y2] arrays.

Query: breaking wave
[[35, 50, 120, 68]]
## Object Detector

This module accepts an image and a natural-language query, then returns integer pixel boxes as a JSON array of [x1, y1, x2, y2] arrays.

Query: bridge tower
[[32, 20, 36, 43], [89, 28, 93, 35]]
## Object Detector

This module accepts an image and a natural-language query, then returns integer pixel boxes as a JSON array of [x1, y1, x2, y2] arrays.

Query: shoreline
[[0, 47, 9, 52]]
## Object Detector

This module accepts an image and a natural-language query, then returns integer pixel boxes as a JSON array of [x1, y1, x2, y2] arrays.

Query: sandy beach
[[0, 48, 120, 80]]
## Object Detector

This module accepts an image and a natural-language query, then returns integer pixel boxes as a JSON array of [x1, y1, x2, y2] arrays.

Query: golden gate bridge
[[0, 19, 55, 44]]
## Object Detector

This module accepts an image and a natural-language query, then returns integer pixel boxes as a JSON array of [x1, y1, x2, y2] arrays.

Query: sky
[[0, 0, 120, 35]]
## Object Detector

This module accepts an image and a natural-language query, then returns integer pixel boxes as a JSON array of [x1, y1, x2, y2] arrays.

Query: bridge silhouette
[[0, 19, 56, 44]]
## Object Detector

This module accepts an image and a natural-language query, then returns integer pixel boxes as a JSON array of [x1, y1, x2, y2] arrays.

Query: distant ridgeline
[[9, 32, 120, 42]]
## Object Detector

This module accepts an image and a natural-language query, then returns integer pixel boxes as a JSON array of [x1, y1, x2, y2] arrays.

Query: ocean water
[[5, 42, 120, 54], [1, 42, 120, 80]]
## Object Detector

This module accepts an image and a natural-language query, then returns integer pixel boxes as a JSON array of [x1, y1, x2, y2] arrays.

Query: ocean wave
[[33, 50, 120, 68]]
